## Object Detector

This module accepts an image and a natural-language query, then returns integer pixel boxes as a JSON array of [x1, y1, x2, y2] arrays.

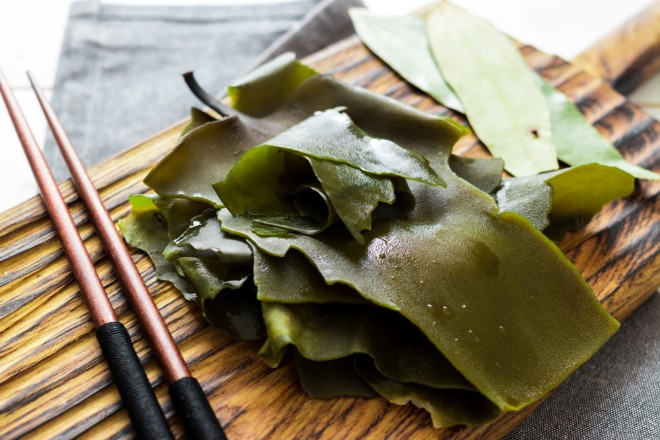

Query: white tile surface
[[0, 0, 658, 212]]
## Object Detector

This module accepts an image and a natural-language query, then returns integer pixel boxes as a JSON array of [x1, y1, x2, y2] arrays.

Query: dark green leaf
[[296, 355, 378, 399], [354, 356, 500, 428], [258, 302, 472, 391], [228, 52, 317, 117], [217, 73, 619, 410], [253, 248, 369, 305], [448, 155, 504, 193], [309, 158, 395, 244], [145, 116, 265, 207], [118, 194, 196, 299], [178, 257, 264, 340], [496, 163, 635, 236]]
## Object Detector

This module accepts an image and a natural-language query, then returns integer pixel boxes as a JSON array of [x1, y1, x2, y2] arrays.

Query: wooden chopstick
[[0, 69, 173, 440], [27, 72, 226, 440], [25, 73, 227, 440]]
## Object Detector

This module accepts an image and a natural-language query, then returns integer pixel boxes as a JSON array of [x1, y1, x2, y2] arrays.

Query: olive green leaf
[[496, 163, 635, 236], [213, 108, 443, 241], [354, 356, 500, 428], [214, 109, 443, 212], [309, 158, 395, 244], [118, 194, 197, 299], [351, 4, 657, 181], [258, 302, 472, 391], [152, 197, 211, 240], [218, 75, 619, 410], [427, 2, 558, 176], [144, 116, 266, 207], [349, 8, 463, 112], [448, 155, 504, 193], [181, 107, 217, 136], [537, 78, 660, 180], [123, 54, 622, 419], [119, 196, 262, 338], [253, 183, 339, 236], [178, 257, 264, 340], [296, 355, 377, 399], [260, 109, 441, 187], [228, 52, 317, 117], [253, 248, 369, 305], [163, 209, 253, 266]]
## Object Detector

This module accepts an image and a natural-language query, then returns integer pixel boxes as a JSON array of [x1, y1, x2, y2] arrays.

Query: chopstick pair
[[0, 70, 226, 440]]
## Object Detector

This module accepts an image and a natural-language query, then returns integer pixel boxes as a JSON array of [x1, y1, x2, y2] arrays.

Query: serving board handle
[[572, 1, 660, 94]]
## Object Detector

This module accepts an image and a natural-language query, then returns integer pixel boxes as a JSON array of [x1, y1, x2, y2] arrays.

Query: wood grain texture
[[0, 36, 658, 439], [572, 0, 660, 94]]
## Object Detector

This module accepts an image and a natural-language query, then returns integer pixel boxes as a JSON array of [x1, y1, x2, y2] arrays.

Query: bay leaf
[[426, 2, 558, 176], [538, 78, 660, 180], [349, 8, 463, 112]]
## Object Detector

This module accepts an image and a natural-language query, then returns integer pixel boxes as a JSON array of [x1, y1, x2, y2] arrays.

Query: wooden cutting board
[[0, 30, 658, 440]]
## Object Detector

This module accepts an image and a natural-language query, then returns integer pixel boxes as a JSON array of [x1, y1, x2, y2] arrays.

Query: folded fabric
[[45, 0, 362, 179]]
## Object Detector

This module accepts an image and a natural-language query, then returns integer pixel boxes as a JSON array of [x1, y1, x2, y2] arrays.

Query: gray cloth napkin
[[45, 0, 362, 179]]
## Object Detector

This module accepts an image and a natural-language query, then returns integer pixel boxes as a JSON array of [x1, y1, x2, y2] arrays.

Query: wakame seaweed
[[119, 52, 625, 427]]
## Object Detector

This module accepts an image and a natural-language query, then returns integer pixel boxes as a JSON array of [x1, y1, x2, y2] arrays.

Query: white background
[[1, 0, 659, 212]]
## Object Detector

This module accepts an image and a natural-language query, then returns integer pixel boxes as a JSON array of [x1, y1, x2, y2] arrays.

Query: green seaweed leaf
[[496, 163, 635, 236], [253, 248, 369, 305], [145, 116, 265, 207], [349, 8, 463, 112], [178, 257, 264, 340], [259, 302, 472, 391], [217, 75, 620, 410], [309, 158, 395, 244], [448, 155, 504, 193], [296, 355, 377, 398], [228, 52, 317, 117], [213, 108, 442, 241], [354, 356, 500, 428], [118, 194, 196, 299], [122, 53, 624, 422]]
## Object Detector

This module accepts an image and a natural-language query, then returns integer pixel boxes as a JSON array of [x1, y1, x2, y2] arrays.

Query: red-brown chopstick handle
[[0, 69, 173, 440], [27, 73, 226, 440]]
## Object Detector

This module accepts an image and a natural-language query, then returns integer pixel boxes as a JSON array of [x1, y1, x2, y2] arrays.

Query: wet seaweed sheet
[[120, 53, 625, 427]]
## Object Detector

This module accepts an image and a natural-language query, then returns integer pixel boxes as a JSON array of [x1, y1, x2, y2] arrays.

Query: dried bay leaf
[[427, 2, 558, 176], [349, 8, 463, 112], [538, 78, 660, 180]]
